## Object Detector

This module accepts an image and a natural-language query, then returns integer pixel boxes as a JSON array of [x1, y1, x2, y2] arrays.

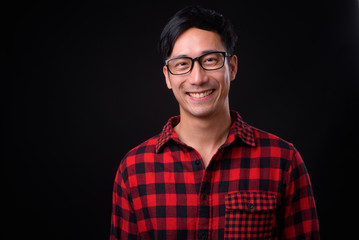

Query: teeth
[[188, 90, 213, 98]]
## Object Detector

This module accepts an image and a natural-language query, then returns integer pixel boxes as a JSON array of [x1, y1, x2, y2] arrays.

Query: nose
[[188, 60, 209, 85]]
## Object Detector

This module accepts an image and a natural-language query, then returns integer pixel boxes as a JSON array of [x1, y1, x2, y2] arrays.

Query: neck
[[174, 108, 232, 151]]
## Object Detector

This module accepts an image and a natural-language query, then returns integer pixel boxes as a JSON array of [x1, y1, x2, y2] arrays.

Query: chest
[[128, 145, 288, 239], [129, 143, 290, 208]]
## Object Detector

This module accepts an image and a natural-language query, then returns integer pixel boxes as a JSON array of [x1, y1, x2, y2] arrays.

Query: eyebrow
[[171, 49, 223, 59]]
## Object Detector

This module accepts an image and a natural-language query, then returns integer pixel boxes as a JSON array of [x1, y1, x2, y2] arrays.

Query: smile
[[187, 90, 214, 98]]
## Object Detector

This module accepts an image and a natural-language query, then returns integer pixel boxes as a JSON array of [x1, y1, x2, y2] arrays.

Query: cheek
[[170, 81, 185, 100], [222, 67, 233, 88], [213, 71, 231, 90]]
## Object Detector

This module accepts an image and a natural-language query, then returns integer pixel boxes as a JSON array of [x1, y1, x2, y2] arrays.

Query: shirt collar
[[155, 110, 255, 153]]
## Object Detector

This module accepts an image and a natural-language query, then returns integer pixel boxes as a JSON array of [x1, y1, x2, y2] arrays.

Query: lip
[[186, 89, 215, 101]]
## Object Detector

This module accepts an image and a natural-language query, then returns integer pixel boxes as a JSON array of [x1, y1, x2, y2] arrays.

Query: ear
[[229, 55, 238, 81], [163, 65, 172, 89]]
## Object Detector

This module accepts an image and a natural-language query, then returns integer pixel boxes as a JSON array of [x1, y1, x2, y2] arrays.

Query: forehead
[[170, 28, 225, 58]]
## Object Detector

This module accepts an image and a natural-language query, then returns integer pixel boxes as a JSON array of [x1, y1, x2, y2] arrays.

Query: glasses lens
[[200, 52, 225, 70], [168, 58, 192, 75], [167, 52, 226, 75]]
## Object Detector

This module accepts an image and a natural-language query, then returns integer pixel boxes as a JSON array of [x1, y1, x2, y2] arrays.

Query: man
[[110, 6, 319, 240]]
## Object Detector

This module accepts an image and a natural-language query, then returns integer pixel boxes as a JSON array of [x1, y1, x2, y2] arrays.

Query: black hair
[[159, 5, 238, 60]]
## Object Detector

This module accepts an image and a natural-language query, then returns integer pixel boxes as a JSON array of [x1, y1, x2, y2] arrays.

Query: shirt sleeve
[[281, 149, 320, 239], [110, 167, 138, 240]]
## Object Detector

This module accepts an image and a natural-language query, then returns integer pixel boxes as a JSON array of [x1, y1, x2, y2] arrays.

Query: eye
[[170, 58, 191, 70], [175, 61, 189, 68], [205, 57, 217, 63], [202, 56, 219, 66]]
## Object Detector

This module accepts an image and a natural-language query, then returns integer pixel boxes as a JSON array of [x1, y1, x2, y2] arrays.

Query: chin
[[182, 106, 218, 119]]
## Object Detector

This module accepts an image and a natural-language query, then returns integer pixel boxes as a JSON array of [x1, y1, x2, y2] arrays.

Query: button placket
[[198, 183, 211, 239], [247, 202, 254, 209], [199, 231, 208, 240]]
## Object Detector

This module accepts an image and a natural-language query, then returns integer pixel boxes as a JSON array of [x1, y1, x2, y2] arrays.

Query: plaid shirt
[[110, 111, 319, 239]]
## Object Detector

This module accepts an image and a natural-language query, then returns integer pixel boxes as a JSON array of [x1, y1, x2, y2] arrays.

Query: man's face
[[163, 27, 237, 119]]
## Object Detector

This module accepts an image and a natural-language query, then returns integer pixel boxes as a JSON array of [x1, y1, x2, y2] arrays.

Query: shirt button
[[247, 203, 254, 209], [195, 160, 201, 165], [200, 232, 208, 240]]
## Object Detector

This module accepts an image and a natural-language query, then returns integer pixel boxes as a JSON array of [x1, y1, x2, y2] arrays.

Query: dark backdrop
[[4, 0, 359, 239]]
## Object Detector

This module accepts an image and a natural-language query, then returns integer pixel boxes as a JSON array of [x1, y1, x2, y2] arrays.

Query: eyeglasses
[[165, 51, 231, 75]]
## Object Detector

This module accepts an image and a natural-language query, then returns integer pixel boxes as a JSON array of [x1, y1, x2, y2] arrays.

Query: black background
[[4, 0, 359, 239]]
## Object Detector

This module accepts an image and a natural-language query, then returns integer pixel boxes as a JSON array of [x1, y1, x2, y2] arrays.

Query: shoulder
[[117, 134, 160, 172], [249, 125, 300, 165], [250, 125, 296, 152], [249, 125, 305, 170]]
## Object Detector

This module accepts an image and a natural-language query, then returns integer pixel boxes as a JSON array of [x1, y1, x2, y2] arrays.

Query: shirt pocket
[[224, 191, 277, 240]]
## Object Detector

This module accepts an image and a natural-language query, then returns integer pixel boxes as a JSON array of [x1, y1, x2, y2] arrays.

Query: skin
[[163, 27, 238, 168]]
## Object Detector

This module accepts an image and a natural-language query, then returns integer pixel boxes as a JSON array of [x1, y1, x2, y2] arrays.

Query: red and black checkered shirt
[[110, 111, 319, 239]]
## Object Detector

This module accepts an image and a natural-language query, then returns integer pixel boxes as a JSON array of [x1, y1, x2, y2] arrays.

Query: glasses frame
[[165, 51, 231, 75]]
